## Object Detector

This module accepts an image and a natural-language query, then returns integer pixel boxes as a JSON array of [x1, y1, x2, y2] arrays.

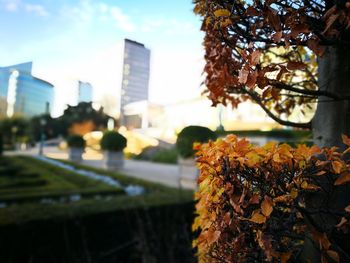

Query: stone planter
[[178, 157, 199, 189], [69, 147, 84, 162], [103, 150, 124, 170]]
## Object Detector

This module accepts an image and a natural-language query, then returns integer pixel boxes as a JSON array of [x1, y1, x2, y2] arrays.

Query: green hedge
[[66, 135, 86, 148], [100, 131, 127, 151], [176, 125, 217, 158]]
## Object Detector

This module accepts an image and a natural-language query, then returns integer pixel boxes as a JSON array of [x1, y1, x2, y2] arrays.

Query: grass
[[0, 156, 122, 202], [0, 156, 193, 225]]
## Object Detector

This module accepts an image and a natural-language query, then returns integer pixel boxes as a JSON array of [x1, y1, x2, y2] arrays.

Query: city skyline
[[0, 0, 204, 117]]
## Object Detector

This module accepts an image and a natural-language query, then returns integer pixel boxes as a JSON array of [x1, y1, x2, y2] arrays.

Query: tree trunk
[[312, 45, 350, 150], [303, 45, 350, 262]]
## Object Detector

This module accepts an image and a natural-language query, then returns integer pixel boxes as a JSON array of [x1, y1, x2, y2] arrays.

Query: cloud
[[3, 0, 20, 11], [110, 6, 136, 32], [25, 4, 49, 17]]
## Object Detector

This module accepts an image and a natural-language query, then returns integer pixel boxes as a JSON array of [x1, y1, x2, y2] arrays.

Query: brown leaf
[[307, 39, 326, 57], [261, 196, 273, 217], [272, 31, 282, 43], [323, 13, 340, 34], [334, 172, 350, 185], [267, 8, 281, 31], [287, 61, 307, 70], [326, 250, 340, 263], [281, 252, 292, 263], [332, 161, 343, 174], [246, 71, 258, 89], [342, 134, 350, 146], [345, 204, 350, 213], [250, 50, 261, 66], [238, 69, 249, 84], [249, 194, 260, 204], [245, 6, 259, 16], [335, 217, 348, 228], [250, 212, 266, 224], [207, 230, 221, 246]]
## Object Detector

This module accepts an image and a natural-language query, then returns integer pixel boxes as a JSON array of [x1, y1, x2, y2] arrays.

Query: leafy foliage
[[193, 134, 350, 262], [193, 0, 350, 128], [100, 131, 127, 152], [66, 135, 86, 148], [176, 126, 217, 158]]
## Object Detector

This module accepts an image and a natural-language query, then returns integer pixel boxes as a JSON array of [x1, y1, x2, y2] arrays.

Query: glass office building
[[120, 39, 151, 127], [78, 81, 93, 103], [0, 62, 54, 117]]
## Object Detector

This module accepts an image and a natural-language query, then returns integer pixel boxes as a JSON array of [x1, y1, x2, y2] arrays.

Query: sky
[[0, 0, 205, 117]]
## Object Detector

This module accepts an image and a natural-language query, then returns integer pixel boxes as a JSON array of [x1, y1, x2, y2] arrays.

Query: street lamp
[[39, 118, 46, 155]]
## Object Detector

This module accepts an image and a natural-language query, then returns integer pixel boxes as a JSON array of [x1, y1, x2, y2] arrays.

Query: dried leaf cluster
[[194, 0, 350, 129], [193, 134, 350, 262]]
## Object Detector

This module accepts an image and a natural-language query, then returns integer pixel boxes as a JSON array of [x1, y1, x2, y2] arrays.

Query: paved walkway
[[5, 146, 182, 189]]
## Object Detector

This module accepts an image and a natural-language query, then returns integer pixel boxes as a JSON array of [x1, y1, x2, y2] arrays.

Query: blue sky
[[0, 0, 205, 116]]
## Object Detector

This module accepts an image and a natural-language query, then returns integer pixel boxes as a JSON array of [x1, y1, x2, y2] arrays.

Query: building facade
[[78, 81, 93, 103], [0, 62, 54, 117], [120, 39, 151, 127]]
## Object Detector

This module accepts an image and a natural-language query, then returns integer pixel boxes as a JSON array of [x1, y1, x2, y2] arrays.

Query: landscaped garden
[[0, 156, 194, 262]]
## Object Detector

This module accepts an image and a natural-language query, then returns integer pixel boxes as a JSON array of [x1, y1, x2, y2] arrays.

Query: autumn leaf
[[249, 194, 260, 204], [331, 161, 343, 174], [250, 212, 266, 224], [281, 252, 292, 263], [341, 134, 350, 146], [206, 229, 221, 246], [326, 250, 340, 263], [286, 61, 307, 70], [345, 204, 350, 213], [335, 217, 347, 228], [261, 196, 273, 217], [250, 50, 261, 66], [238, 68, 249, 84], [272, 31, 282, 43], [334, 172, 350, 186], [214, 9, 230, 18]]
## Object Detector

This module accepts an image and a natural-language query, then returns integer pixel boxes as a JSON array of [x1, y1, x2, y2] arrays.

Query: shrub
[[152, 148, 178, 164], [66, 135, 86, 148], [193, 134, 350, 262], [176, 126, 217, 158], [100, 131, 127, 152]]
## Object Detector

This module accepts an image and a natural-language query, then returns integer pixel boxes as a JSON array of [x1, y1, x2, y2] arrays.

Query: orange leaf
[[326, 250, 340, 263], [250, 212, 266, 224], [207, 230, 221, 246], [334, 172, 350, 186], [342, 134, 350, 146], [281, 252, 292, 263], [261, 196, 273, 217], [332, 161, 343, 174]]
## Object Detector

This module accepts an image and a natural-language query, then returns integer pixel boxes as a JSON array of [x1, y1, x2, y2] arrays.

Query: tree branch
[[244, 88, 312, 129]]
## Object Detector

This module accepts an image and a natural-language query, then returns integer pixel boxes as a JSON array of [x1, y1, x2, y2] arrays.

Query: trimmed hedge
[[193, 134, 350, 262], [67, 135, 86, 148], [100, 131, 127, 152], [176, 126, 217, 158]]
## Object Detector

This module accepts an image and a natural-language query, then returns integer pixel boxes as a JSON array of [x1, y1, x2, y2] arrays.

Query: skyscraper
[[78, 81, 93, 103], [120, 39, 151, 126], [0, 62, 54, 117]]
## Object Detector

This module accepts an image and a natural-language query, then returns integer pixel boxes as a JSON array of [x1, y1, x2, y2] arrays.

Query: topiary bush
[[100, 131, 127, 152], [176, 126, 217, 158], [66, 135, 85, 148], [193, 134, 350, 262]]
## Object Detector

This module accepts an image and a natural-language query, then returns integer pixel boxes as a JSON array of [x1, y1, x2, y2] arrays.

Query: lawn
[[0, 156, 193, 225]]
